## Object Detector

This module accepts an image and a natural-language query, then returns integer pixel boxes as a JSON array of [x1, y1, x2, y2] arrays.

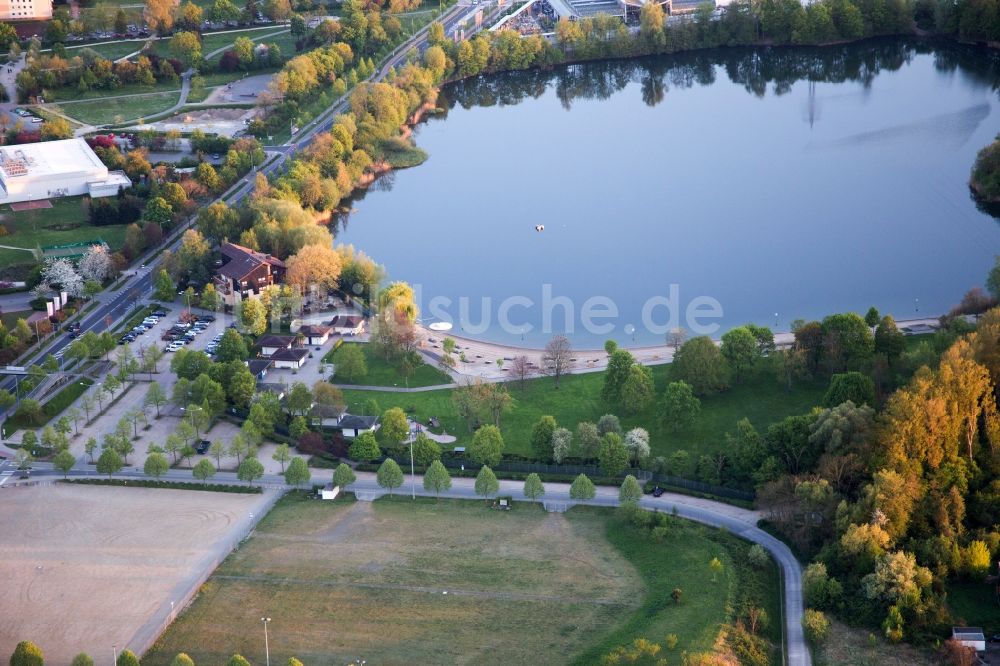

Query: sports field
[[0, 484, 273, 664], [144, 493, 780, 665]]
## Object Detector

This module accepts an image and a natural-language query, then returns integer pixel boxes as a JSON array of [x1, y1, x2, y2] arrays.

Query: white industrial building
[[0, 139, 132, 205]]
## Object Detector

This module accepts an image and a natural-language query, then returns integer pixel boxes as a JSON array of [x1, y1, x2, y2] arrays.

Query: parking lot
[[115, 308, 237, 358]]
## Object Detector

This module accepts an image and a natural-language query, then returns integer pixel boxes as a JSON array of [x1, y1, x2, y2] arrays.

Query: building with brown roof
[[214, 242, 286, 305]]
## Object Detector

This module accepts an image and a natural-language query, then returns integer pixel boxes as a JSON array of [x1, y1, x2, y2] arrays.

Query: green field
[[947, 580, 1000, 635], [328, 341, 452, 388], [61, 91, 181, 124], [342, 365, 827, 458], [0, 197, 129, 266], [142, 493, 779, 665]]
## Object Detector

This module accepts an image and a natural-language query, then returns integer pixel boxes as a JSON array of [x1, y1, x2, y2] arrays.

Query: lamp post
[[112, 644, 117, 665], [409, 437, 415, 500], [261, 617, 271, 666]]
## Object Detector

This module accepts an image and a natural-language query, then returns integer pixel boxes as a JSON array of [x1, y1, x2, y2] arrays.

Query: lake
[[336, 40, 1000, 348]]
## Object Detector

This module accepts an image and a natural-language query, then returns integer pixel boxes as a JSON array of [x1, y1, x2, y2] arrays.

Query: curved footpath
[[19, 465, 810, 665]]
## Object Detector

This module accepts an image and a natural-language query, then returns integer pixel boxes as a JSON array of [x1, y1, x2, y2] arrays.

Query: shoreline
[[412, 314, 949, 382]]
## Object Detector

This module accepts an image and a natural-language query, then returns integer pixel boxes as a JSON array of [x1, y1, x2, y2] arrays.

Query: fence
[[126, 488, 286, 658], [651, 473, 755, 502]]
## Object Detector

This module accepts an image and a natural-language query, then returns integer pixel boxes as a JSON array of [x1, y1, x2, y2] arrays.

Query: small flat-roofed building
[[952, 627, 986, 652], [0, 139, 130, 204], [330, 315, 365, 336], [246, 358, 273, 379], [271, 347, 309, 369], [329, 413, 379, 439], [258, 334, 296, 357], [299, 324, 333, 346], [0, 0, 53, 20]]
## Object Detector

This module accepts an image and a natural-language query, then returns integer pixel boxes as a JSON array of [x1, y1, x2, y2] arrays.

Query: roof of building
[[312, 403, 346, 419], [258, 334, 296, 349], [331, 315, 365, 328], [952, 627, 985, 639], [217, 242, 286, 282], [0, 138, 106, 181], [300, 324, 333, 337], [271, 347, 310, 362], [247, 359, 273, 376], [336, 413, 378, 430], [256, 382, 286, 396]]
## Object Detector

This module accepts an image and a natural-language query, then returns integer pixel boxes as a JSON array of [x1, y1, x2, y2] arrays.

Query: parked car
[[195, 440, 211, 454], [651, 486, 664, 498]]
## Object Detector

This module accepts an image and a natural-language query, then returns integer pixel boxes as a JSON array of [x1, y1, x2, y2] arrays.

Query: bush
[[803, 609, 830, 644], [64, 479, 261, 493]]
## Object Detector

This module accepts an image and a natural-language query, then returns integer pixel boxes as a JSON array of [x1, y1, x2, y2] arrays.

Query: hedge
[[63, 478, 262, 493]]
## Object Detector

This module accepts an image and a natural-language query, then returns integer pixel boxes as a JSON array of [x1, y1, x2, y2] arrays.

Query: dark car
[[195, 440, 211, 454], [651, 486, 665, 498], [152, 310, 167, 317]]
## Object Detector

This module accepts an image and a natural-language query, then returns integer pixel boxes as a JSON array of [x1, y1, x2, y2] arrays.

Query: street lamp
[[112, 644, 117, 665], [408, 437, 415, 500], [261, 617, 271, 666]]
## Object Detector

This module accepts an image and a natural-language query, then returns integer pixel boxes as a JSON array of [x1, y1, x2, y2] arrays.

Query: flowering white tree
[[623, 428, 651, 466], [41, 258, 84, 298], [551, 427, 573, 464], [78, 245, 113, 284]]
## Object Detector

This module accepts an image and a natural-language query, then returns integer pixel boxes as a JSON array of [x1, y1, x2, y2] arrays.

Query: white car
[[165, 342, 184, 352]]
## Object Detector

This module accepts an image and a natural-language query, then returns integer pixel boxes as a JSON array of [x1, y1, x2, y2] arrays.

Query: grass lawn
[[61, 91, 180, 124], [328, 341, 452, 388], [814, 618, 938, 666], [342, 365, 827, 459], [46, 76, 182, 103], [0, 310, 34, 329], [142, 493, 778, 665], [4, 377, 94, 431], [0, 197, 129, 267], [201, 27, 291, 57], [65, 39, 147, 62], [948, 580, 1000, 636]]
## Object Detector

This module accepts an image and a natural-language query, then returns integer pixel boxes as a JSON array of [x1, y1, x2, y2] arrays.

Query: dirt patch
[[0, 483, 271, 664]]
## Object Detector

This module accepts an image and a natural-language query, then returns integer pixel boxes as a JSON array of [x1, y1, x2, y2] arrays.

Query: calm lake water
[[337, 40, 1000, 348]]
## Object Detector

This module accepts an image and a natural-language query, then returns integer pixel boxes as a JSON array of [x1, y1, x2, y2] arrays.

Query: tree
[[475, 465, 499, 499], [79, 245, 114, 284], [333, 462, 357, 489], [423, 459, 452, 497], [144, 451, 169, 479], [286, 243, 342, 293], [469, 424, 504, 467], [874, 315, 905, 362], [672, 336, 729, 395], [237, 457, 265, 486], [154, 269, 176, 301], [193, 458, 216, 483], [576, 421, 601, 458], [660, 380, 700, 430], [988, 255, 1000, 300], [378, 406, 408, 446], [334, 343, 367, 381], [598, 432, 629, 477], [748, 544, 770, 569], [623, 428, 650, 465], [349, 431, 381, 461], [85, 436, 98, 463], [619, 364, 655, 414], [709, 557, 724, 582], [9, 641, 44, 666], [671, 588, 683, 604], [542, 335, 573, 387], [570, 473, 596, 500], [264, 0, 292, 20], [802, 609, 830, 644], [72, 654, 94, 666], [530, 415, 557, 460], [865, 306, 881, 328], [597, 414, 622, 436], [411, 432, 441, 466], [821, 312, 875, 372], [377, 457, 404, 495], [169, 31, 202, 68], [602, 349, 635, 404], [237, 297, 267, 336], [824, 371, 875, 407], [619, 474, 642, 505], [284, 457, 310, 487], [169, 655, 194, 666], [272, 443, 291, 472], [145, 0, 177, 32], [523, 472, 545, 500], [721, 326, 759, 382], [53, 448, 75, 478], [551, 427, 573, 463], [226, 656, 251, 666], [97, 447, 123, 478]]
